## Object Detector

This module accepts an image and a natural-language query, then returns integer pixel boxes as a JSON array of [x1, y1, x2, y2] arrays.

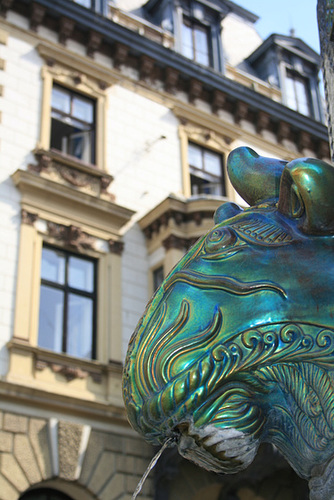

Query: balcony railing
[[71, 0, 174, 49]]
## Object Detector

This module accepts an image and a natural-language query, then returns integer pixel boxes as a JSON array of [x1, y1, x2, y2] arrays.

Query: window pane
[[73, 0, 91, 7], [38, 285, 64, 353], [51, 86, 71, 114], [204, 150, 221, 176], [72, 96, 94, 123], [153, 266, 164, 291], [295, 78, 310, 116], [285, 76, 297, 111], [194, 26, 209, 66], [68, 256, 94, 292], [41, 247, 65, 284], [188, 143, 202, 168], [67, 294, 93, 358], [181, 22, 194, 59], [67, 131, 93, 163]]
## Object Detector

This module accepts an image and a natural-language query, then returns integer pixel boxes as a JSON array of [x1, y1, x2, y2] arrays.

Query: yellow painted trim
[[37, 54, 111, 171], [13, 225, 42, 343]]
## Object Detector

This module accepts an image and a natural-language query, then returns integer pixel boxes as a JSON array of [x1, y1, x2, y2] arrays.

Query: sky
[[235, 0, 320, 53]]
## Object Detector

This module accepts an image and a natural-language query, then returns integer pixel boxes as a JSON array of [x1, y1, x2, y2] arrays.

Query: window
[[181, 17, 211, 66], [73, 0, 91, 7], [153, 266, 164, 291], [38, 246, 97, 359], [188, 142, 225, 196], [285, 70, 312, 117], [50, 84, 96, 164]]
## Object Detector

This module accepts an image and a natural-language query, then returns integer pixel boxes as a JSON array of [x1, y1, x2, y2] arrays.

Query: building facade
[[0, 1, 329, 499]]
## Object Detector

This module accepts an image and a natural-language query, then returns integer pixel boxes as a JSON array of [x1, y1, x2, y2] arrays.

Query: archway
[[19, 488, 74, 500]]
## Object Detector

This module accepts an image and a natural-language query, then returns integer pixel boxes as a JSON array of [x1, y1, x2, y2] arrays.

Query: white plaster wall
[[108, 86, 183, 356], [106, 85, 182, 216], [222, 14, 262, 67], [0, 25, 43, 374], [121, 224, 149, 358]]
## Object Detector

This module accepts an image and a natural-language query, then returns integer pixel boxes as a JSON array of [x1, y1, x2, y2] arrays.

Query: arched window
[[19, 488, 74, 500]]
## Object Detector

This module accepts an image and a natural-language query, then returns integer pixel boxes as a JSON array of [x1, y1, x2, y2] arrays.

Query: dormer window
[[246, 35, 325, 123], [181, 16, 211, 65], [145, 0, 224, 72]]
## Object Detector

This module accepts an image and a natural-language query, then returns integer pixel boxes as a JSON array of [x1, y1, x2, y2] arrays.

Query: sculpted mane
[[123, 147, 334, 497]]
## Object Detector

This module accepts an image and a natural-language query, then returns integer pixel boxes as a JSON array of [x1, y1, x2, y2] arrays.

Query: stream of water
[[132, 437, 175, 499]]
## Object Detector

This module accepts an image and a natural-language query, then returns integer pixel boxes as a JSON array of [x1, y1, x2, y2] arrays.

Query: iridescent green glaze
[[123, 147, 334, 483]]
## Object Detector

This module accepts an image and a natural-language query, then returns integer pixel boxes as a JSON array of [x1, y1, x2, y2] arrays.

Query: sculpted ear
[[278, 158, 334, 235], [227, 147, 287, 205]]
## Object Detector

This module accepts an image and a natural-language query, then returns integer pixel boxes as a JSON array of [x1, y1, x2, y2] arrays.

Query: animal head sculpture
[[123, 147, 334, 496]]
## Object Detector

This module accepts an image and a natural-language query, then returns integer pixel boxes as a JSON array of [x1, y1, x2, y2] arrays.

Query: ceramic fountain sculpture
[[123, 147, 334, 500]]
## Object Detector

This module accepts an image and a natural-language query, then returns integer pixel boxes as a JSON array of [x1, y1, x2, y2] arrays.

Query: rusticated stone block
[[3, 413, 28, 434], [58, 421, 83, 480], [29, 418, 52, 480], [115, 454, 135, 474], [0, 474, 18, 500], [125, 474, 153, 496], [88, 450, 115, 494], [124, 437, 153, 458], [80, 430, 106, 485], [14, 434, 42, 484], [0, 430, 13, 452], [99, 472, 125, 500], [1, 453, 29, 492]]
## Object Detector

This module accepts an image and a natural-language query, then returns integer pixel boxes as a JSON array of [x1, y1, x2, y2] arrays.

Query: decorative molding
[[30, 149, 114, 199], [234, 100, 248, 124], [257, 110, 271, 134], [298, 130, 312, 151], [165, 67, 179, 94], [35, 359, 102, 383], [12, 168, 135, 238], [108, 239, 124, 255], [163, 234, 187, 251], [317, 139, 330, 159], [37, 43, 117, 89], [21, 209, 38, 226], [277, 121, 291, 142], [140, 54, 155, 81], [0, 0, 13, 17], [113, 42, 129, 69], [173, 103, 241, 143], [30, 2, 46, 31], [59, 16, 75, 45], [47, 222, 96, 251], [87, 30, 102, 58], [212, 90, 226, 114], [189, 78, 202, 103]]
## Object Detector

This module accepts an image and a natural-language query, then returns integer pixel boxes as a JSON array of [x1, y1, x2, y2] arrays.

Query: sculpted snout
[[123, 148, 334, 482]]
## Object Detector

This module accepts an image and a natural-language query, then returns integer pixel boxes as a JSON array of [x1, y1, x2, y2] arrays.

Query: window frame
[[175, 0, 224, 72], [38, 244, 98, 360], [181, 15, 212, 66], [188, 141, 225, 196], [37, 43, 117, 171], [50, 84, 96, 164], [284, 69, 312, 117]]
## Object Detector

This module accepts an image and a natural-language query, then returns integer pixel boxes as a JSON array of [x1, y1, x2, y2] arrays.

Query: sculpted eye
[[205, 227, 236, 253]]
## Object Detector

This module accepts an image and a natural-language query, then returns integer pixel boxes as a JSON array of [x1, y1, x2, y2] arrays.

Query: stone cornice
[[12, 167, 135, 239], [7, 0, 330, 151], [37, 42, 119, 88], [139, 194, 223, 254]]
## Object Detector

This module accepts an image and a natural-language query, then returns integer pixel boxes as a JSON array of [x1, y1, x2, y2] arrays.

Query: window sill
[[6, 339, 124, 407], [31, 148, 114, 198]]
